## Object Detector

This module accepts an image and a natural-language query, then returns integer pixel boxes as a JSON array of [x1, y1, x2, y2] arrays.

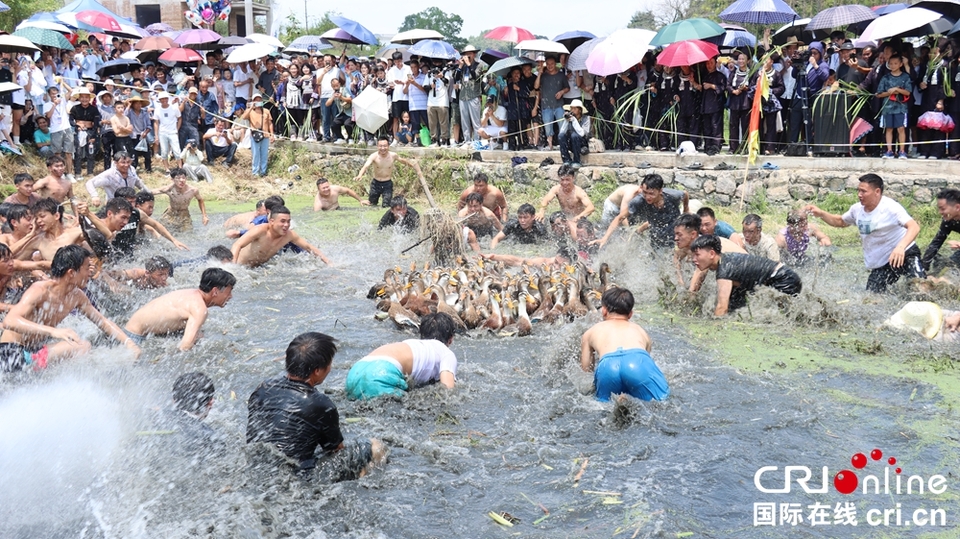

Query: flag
[[747, 69, 769, 165]]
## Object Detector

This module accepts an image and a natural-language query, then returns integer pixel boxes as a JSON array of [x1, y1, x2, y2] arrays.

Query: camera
[[430, 67, 442, 75]]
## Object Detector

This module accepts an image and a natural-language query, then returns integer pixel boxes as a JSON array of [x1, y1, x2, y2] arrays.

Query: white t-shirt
[[563, 70, 581, 99], [45, 98, 71, 133], [482, 105, 508, 137], [204, 126, 229, 147], [153, 104, 181, 135], [318, 65, 342, 98], [12, 70, 28, 106], [842, 196, 914, 269], [426, 75, 449, 108], [387, 64, 411, 101], [233, 67, 251, 101], [197, 64, 215, 81], [404, 338, 457, 385]]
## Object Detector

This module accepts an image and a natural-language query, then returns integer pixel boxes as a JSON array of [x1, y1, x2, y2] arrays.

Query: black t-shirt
[[378, 206, 420, 232], [247, 376, 344, 466], [501, 219, 547, 244], [627, 189, 683, 248], [715, 253, 779, 291]]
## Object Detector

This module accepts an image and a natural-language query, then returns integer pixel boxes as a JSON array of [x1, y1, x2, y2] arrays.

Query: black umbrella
[[196, 35, 252, 50], [96, 58, 141, 78], [488, 56, 535, 77], [915, 0, 960, 21]]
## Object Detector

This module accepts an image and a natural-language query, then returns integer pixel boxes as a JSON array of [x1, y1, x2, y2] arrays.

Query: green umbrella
[[650, 18, 725, 47], [13, 27, 74, 51]]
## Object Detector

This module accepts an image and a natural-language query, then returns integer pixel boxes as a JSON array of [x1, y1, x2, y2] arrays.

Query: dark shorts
[[867, 244, 925, 293], [729, 265, 803, 311], [11, 103, 24, 111], [391, 100, 409, 120], [310, 439, 375, 482], [369, 179, 394, 207], [0, 342, 49, 373], [880, 113, 907, 129], [123, 328, 145, 346]]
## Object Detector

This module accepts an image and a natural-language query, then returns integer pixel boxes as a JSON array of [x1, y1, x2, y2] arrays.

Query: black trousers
[[701, 111, 723, 152], [729, 108, 750, 153], [101, 130, 115, 170], [677, 114, 697, 144], [866, 244, 925, 293], [369, 179, 393, 207]]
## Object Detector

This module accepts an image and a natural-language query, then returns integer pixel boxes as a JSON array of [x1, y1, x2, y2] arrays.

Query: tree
[[628, 10, 660, 31], [0, 0, 61, 33], [397, 7, 466, 50]]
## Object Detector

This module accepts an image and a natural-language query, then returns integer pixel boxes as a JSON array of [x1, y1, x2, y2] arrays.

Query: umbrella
[[135, 35, 177, 51], [585, 29, 656, 76], [721, 24, 757, 48], [480, 48, 509, 66], [408, 39, 460, 60], [860, 7, 950, 40], [553, 30, 596, 52], [567, 37, 603, 71], [0, 35, 41, 55], [657, 39, 720, 67], [225, 42, 276, 63], [0, 82, 22, 93], [16, 20, 73, 33], [771, 18, 829, 45], [376, 43, 411, 61], [651, 18, 725, 47], [175, 28, 221, 47], [285, 35, 331, 54], [807, 5, 878, 30], [488, 56, 535, 77], [391, 29, 444, 44], [247, 33, 285, 48], [515, 39, 569, 55], [320, 28, 368, 45], [109, 22, 145, 39], [330, 15, 378, 45], [75, 10, 122, 32], [915, 0, 960, 20], [96, 58, 141, 78], [159, 48, 203, 63], [352, 86, 390, 133], [873, 3, 910, 15], [57, 0, 130, 24], [0, 1, 8, 12], [719, 0, 798, 25], [219, 36, 253, 47], [145, 22, 173, 35], [12, 27, 74, 50], [850, 117, 873, 144], [485, 26, 535, 42]]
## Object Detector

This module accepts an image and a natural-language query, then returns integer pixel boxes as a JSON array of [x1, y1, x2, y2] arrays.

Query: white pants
[[159, 133, 181, 160]]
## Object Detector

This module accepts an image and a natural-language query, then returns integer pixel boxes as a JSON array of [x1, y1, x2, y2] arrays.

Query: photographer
[[477, 94, 507, 148], [326, 78, 354, 144], [455, 45, 482, 143], [558, 99, 590, 168], [425, 61, 450, 147], [180, 138, 213, 183], [202, 118, 236, 166]]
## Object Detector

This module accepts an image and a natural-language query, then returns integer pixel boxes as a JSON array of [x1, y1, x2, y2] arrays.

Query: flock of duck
[[367, 259, 616, 337]]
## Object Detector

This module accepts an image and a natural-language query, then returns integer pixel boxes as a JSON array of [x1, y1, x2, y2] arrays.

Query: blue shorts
[[345, 356, 408, 400], [594, 348, 669, 402], [880, 113, 907, 129]]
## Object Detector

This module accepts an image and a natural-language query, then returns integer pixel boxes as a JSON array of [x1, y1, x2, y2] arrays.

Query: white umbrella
[[0, 82, 23, 94], [120, 50, 141, 60], [860, 7, 945, 41], [567, 37, 603, 71], [352, 86, 389, 134], [16, 20, 73, 33], [246, 33, 284, 49], [390, 29, 444, 44], [226, 42, 276, 63], [0, 35, 41, 54], [585, 29, 656, 77], [515, 39, 569, 55]]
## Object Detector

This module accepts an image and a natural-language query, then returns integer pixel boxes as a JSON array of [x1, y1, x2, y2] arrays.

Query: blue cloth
[[594, 348, 669, 402], [345, 357, 408, 400], [251, 136, 269, 176], [877, 71, 912, 115], [715, 220, 736, 239]]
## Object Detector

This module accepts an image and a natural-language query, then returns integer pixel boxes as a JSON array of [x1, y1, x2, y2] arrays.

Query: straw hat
[[72, 87, 94, 98], [125, 92, 149, 104], [884, 301, 943, 339], [461, 45, 479, 53], [563, 99, 586, 111], [785, 36, 805, 47]]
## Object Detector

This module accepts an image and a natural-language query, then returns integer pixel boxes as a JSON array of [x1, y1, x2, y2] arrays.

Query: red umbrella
[[135, 35, 177, 51], [75, 10, 122, 33], [656, 39, 720, 67], [158, 48, 203, 63], [484, 26, 535, 42]]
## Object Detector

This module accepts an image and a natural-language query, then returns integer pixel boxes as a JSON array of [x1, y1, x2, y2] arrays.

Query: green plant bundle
[[835, 80, 877, 121]]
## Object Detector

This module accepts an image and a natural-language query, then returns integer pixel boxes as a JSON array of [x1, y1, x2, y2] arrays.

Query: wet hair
[[786, 211, 808, 226], [742, 214, 763, 229], [145, 255, 173, 275], [5, 204, 32, 224], [577, 218, 594, 234], [557, 164, 575, 178], [135, 190, 155, 205], [316, 177, 329, 186], [548, 211, 567, 226], [601, 287, 634, 315], [641, 174, 664, 190], [113, 150, 130, 162], [696, 207, 717, 220], [105, 196, 133, 216], [473, 172, 488, 184], [465, 192, 484, 205], [46, 155, 65, 168], [285, 332, 338, 378], [169, 167, 187, 179], [937, 188, 960, 205], [0, 243, 11, 260], [199, 267, 236, 292], [172, 372, 215, 414], [517, 203, 536, 216], [269, 205, 291, 219], [255, 199, 266, 210], [115, 187, 137, 200], [674, 213, 701, 233], [263, 195, 285, 212], [50, 245, 91, 278], [206, 245, 233, 262], [859, 173, 884, 192], [378, 135, 390, 143], [32, 197, 60, 220], [13, 173, 33, 185], [419, 312, 456, 343], [390, 195, 408, 208], [0, 203, 14, 221], [690, 234, 722, 254]]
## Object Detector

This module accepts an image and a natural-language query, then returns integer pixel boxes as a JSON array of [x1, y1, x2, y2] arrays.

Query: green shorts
[[345, 356, 408, 400]]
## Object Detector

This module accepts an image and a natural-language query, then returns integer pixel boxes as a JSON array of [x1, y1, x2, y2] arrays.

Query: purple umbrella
[[174, 28, 221, 47], [320, 28, 367, 45], [145, 22, 173, 36], [480, 48, 508, 66], [807, 4, 877, 30]]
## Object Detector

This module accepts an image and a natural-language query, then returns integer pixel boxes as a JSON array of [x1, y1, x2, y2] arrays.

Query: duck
[[516, 292, 533, 336], [376, 299, 420, 330], [481, 293, 503, 331], [563, 279, 588, 319]]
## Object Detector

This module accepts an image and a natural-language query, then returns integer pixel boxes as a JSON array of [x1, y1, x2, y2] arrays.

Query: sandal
[[683, 162, 703, 170], [715, 162, 737, 170]]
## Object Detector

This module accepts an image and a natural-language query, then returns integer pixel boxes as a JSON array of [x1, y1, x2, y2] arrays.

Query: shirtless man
[[28, 197, 86, 263], [4, 173, 40, 207], [580, 287, 669, 402], [231, 206, 331, 267], [76, 198, 188, 260], [353, 135, 426, 208], [106, 255, 173, 290], [0, 205, 50, 273], [0, 245, 140, 371], [32, 155, 74, 203], [124, 267, 235, 351], [313, 178, 370, 211], [598, 184, 640, 229], [224, 199, 266, 237], [456, 173, 507, 222], [156, 168, 209, 231], [535, 164, 594, 239], [458, 192, 502, 237], [673, 214, 746, 291]]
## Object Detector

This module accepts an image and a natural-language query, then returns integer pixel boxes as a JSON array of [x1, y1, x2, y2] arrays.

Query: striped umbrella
[[719, 0, 798, 25], [807, 5, 877, 30]]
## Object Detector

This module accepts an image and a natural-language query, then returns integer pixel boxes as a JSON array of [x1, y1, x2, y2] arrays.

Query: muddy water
[[0, 211, 958, 538]]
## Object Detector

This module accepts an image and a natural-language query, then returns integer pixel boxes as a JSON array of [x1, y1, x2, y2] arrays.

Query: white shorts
[[159, 133, 181, 159], [601, 198, 620, 228]]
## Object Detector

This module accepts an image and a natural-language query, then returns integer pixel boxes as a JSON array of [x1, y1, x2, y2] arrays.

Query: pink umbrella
[[174, 28, 221, 47], [656, 39, 720, 67], [159, 48, 203, 63], [76, 10, 122, 32], [484, 26, 535, 42], [850, 117, 873, 145]]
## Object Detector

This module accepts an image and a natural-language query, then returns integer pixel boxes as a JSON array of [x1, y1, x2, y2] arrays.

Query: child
[[917, 99, 954, 160], [397, 110, 414, 146], [218, 68, 235, 116], [876, 53, 913, 159], [0, 104, 19, 153]]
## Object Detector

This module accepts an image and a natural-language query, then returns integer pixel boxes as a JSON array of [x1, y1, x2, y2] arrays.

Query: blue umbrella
[[57, 0, 133, 25], [408, 39, 459, 60], [329, 15, 378, 45], [0, 1, 9, 13], [873, 3, 909, 16], [720, 0, 798, 25], [721, 24, 757, 48], [553, 30, 597, 53]]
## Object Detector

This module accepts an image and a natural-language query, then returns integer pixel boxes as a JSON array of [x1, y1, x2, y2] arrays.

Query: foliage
[[397, 7, 467, 50], [279, 11, 378, 58], [628, 10, 660, 31], [0, 0, 61, 33], [461, 31, 512, 55]]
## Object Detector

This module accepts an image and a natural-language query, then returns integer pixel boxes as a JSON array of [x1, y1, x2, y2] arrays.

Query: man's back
[[586, 319, 651, 360]]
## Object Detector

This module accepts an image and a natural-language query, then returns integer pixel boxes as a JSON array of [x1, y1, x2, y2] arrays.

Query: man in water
[[313, 177, 370, 211], [124, 267, 236, 351], [598, 184, 640, 230], [353, 135, 427, 207], [804, 173, 924, 292], [247, 332, 387, 478], [224, 199, 266, 237], [673, 213, 746, 291], [535, 164, 594, 232], [159, 372, 220, 450], [4, 173, 39, 207], [697, 207, 741, 246], [458, 192, 502, 238], [596, 174, 688, 249], [490, 203, 548, 249], [0, 245, 140, 372], [921, 188, 960, 271], [740, 214, 780, 262], [346, 312, 458, 400], [580, 287, 669, 402], [28, 197, 87, 262], [690, 235, 802, 316], [456, 173, 507, 222], [76, 198, 188, 259], [32, 155, 74, 203], [106, 255, 173, 290], [231, 206, 331, 267], [156, 168, 208, 231], [377, 196, 420, 232]]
